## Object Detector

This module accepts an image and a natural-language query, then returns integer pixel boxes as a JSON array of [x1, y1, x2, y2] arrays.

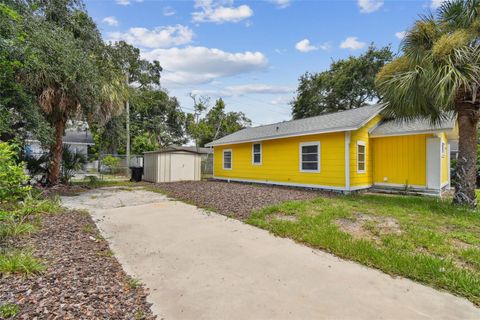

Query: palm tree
[[376, 0, 480, 206]]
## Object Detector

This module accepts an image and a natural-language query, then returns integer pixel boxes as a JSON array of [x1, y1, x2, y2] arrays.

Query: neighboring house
[[206, 104, 457, 195], [25, 128, 94, 158]]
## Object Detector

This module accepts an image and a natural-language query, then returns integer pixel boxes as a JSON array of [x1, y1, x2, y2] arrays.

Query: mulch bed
[[154, 180, 333, 219], [0, 211, 155, 319]]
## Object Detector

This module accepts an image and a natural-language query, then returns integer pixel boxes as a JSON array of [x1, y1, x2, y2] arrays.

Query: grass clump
[[0, 250, 44, 275], [248, 194, 480, 305], [126, 277, 142, 289], [0, 303, 20, 318]]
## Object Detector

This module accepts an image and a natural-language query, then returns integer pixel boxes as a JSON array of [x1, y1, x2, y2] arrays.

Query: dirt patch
[[335, 213, 402, 242], [0, 211, 155, 319], [452, 238, 476, 250], [153, 180, 332, 219]]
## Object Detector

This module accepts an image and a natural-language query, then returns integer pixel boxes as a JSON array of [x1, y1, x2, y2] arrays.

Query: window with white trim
[[252, 143, 262, 165], [357, 141, 366, 173], [300, 142, 320, 172], [223, 149, 232, 170]]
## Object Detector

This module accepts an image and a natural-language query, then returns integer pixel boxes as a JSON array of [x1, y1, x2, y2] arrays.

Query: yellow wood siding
[[214, 132, 346, 187], [350, 116, 381, 187], [440, 133, 449, 185], [372, 135, 427, 187]]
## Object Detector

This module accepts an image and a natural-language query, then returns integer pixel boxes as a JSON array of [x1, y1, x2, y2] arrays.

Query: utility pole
[[126, 74, 130, 176]]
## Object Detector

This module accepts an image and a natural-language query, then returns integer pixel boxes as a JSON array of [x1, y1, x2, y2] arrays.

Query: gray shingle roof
[[370, 115, 456, 137], [206, 104, 384, 147], [144, 145, 212, 155], [63, 130, 94, 145]]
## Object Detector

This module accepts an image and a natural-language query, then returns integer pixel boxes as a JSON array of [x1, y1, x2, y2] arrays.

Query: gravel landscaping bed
[[0, 211, 155, 319], [154, 180, 330, 219]]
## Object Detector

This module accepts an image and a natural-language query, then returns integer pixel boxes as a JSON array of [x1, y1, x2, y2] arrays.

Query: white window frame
[[252, 143, 262, 165], [299, 142, 320, 173], [357, 141, 366, 174], [223, 149, 232, 170]]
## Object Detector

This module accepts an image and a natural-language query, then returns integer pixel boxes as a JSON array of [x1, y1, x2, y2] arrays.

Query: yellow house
[[206, 104, 458, 195]]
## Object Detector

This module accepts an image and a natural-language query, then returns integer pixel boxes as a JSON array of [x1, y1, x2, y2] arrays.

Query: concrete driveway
[[62, 187, 480, 320]]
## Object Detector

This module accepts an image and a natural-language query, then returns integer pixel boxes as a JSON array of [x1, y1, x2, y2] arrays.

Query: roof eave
[[370, 128, 455, 138]]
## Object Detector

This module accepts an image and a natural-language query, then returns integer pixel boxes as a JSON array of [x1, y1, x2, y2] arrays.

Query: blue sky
[[85, 0, 444, 126]]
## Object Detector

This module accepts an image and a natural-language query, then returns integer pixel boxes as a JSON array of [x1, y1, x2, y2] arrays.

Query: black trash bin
[[129, 166, 143, 182]]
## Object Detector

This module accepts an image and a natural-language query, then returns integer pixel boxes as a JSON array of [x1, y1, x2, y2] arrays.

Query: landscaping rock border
[[0, 211, 155, 319]]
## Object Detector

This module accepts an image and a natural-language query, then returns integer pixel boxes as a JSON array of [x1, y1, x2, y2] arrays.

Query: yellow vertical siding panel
[[440, 133, 449, 184], [213, 132, 346, 187], [350, 116, 382, 187], [372, 134, 427, 186]]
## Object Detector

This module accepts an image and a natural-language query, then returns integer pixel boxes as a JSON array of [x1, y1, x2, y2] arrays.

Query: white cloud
[[295, 39, 317, 52], [271, 96, 293, 105], [142, 46, 268, 85], [102, 16, 119, 27], [163, 6, 176, 16], [319, 42, 332, 51], [116, 0, 143, 5], [295, 39, 330, 52], [108, 25, 194, 48], [192, 0, 253, 23], [430, 0, 445, 9], [358, 0, 383, 13], [226, 84, 294, 96], [340, 37, 366, 50], [268, 0, 291, 9], [191, 84, 293, 98], [395, 31, 406, 40]]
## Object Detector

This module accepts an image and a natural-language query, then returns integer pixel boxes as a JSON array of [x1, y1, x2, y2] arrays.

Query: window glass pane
[[358, 145, 365, 154], [224, 162, 231, 169], [302, 145, 318, 154], [358, 162, 365, 171], [253, 154, 261, 163], [253, 144, 261, 153], [302, 154, 318, 162], [358, 153, 365, 162], [302, 162, 318, 170]]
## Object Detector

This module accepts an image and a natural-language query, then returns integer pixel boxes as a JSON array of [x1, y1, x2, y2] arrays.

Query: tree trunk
[[453, 103, 479, 207], [47, 116, 67, 185]]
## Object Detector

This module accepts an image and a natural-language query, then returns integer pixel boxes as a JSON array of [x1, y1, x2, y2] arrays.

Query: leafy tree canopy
[[187, 97, 251, 147], [291, 45, 394, 119]]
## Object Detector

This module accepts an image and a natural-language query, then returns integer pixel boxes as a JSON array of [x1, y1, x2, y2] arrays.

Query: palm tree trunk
[[47, 116, 67, 185], [453, 103, 479, 207]]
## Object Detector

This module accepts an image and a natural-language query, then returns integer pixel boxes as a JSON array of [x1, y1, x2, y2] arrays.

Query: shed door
[[426, 137, 441, 190], [170, 154, 196, 181]]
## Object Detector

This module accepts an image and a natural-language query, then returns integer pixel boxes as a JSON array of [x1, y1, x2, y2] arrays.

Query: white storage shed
[[143, 146, 207, 183]]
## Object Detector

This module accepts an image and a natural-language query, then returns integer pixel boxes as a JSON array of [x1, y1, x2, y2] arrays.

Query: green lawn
[[247, 193, 480, 305]]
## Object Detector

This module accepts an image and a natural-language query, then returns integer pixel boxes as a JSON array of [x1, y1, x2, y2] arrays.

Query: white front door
[[426, 137, 441, 190]]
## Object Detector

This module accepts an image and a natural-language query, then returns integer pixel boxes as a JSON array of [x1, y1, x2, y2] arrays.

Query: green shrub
[[0, 303, 19, 318], [0, 142, 30, 202], [102, 155, 121, 174], [61, 146, 87, 184], [0, 250, 44, 275]]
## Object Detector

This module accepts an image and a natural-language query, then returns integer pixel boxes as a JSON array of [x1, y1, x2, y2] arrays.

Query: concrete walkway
[[62, 187, 480, 320]]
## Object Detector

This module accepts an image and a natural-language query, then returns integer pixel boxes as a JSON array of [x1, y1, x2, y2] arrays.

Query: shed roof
[[370, 115, 456, 137], [206, 104, 384, 147], [144, 145, 212, 155]]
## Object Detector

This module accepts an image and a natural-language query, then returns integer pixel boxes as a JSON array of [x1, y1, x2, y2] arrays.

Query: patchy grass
[[247, 194, 480, 305], [0, 250, 44, 275], [0, 303, 19, 318], [126, 277, 142, 289]]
